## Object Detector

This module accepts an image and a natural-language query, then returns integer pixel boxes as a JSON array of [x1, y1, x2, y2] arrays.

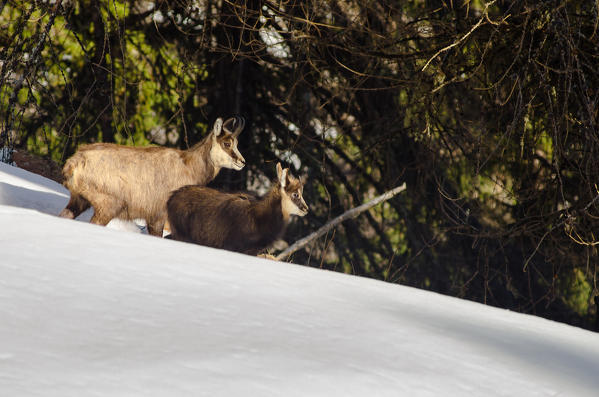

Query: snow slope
[[1, 161, 599, 396]]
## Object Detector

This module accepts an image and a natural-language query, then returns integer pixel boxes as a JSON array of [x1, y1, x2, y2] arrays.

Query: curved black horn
[[223, 116, 245, 137], [233, 116, 245, 137]]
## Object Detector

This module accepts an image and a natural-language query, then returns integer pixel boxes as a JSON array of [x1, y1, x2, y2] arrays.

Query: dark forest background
[[1, 0, 598, 331]]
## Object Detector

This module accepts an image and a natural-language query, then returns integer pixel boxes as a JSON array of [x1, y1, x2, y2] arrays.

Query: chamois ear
[[212, 118, 224, 137], [281, 169, 288, 189], [277, 164, 288, 189]]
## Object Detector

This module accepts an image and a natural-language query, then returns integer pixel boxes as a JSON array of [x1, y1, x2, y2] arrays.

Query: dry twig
[[276, 183, 407, 261]]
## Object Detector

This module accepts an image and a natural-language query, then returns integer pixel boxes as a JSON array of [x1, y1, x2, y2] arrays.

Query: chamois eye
[[223, 141, 231, 148], [292, 192, 299, 199]]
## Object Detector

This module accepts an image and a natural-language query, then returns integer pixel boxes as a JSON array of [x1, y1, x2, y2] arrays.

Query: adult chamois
[[59, 117, 246, 236], [167, 162, 308, 255]]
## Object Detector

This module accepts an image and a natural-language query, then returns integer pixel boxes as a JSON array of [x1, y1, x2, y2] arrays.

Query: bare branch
[[276, 183, 407, 261], [421, 0, 499, 72]]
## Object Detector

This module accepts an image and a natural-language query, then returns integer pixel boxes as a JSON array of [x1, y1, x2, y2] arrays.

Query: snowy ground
[[1, 161, 599, 396]]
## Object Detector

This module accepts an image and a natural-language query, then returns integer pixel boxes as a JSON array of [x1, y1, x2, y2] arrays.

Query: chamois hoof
[[58, 208, 74, 219], [257, 253, 278, 261]]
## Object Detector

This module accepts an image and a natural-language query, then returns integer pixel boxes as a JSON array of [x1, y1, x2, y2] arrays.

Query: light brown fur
[[59, 117, 245, 236]]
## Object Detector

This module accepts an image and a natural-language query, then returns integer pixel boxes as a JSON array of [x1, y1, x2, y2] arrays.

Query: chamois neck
[[182, 137, 220, 184], [255, 187, 288, 223]]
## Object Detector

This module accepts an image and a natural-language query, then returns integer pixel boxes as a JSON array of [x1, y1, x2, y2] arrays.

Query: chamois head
[[276, 162, 309, 218], [210, 116, 246, 170]]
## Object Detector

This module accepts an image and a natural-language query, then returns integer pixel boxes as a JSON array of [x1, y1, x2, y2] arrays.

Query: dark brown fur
[[167, 164, 308, 255]]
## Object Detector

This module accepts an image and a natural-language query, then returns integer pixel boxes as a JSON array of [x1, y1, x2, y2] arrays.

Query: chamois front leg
[[89, 195, 125, 226], [59, 193, 91, 219], [147, 218, 166, 237], [90, 208, 118, 226]]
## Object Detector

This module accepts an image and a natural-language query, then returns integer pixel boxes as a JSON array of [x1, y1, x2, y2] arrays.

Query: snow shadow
[[0, 182, 67, 216], [392, 303, 599, 391]]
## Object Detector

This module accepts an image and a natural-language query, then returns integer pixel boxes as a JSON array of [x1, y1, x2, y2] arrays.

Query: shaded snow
[[1, 161, 598, 396]]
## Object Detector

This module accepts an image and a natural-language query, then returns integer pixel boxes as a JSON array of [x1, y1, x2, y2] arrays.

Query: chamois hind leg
[[146, 218, 166, 237], [89, 196, 125, 226], [59, 193, 91, 219]]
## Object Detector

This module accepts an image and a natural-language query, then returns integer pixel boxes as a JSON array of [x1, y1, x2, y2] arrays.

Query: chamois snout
[[296, 196, 309, 215], [232, 153, 245, 170], [284, 190, 308, 217]]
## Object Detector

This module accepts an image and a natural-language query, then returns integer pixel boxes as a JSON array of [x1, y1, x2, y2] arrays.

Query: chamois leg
[[59, 193, 91, 219], [147, 218, 166, 237], [89, 196, 125, 226], [90, 210, 115, 226], [162, 220, 172, 236]]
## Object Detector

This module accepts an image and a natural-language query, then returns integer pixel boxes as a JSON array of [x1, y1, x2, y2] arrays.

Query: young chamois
[[167, 162, 308, 255], [59, 117, 245, 236]]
